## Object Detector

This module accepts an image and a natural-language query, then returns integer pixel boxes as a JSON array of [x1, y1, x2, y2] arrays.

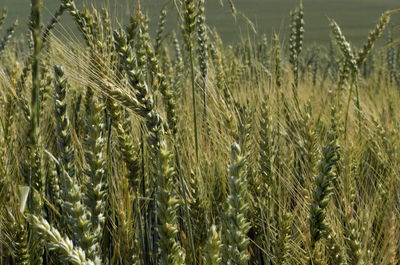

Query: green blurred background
[[1, 0, 400, 45]]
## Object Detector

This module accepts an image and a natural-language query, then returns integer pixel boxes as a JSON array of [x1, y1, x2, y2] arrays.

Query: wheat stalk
[[309, 130, 340, 248], [223, 143, 250, 265], [31, 215, 99, 265]]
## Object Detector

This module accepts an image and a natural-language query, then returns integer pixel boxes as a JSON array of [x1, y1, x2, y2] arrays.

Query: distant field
[[1, 0, 400, 45]]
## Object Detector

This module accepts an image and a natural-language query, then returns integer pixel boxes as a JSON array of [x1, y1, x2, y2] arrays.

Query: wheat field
[[1, 0, 400, 264]]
